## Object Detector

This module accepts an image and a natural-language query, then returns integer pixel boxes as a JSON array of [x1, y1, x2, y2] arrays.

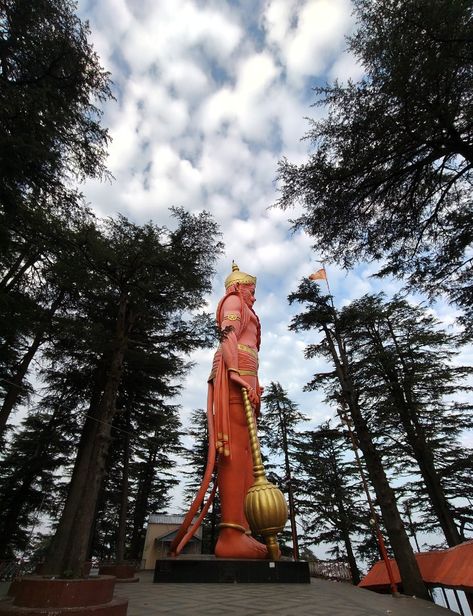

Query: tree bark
[[330, 447, 361, 585], [339, 514, 361, 585], [278, 406, 299, 560]]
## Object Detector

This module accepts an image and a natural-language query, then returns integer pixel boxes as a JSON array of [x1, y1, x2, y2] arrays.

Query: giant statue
[[170, 262, 287, 560]]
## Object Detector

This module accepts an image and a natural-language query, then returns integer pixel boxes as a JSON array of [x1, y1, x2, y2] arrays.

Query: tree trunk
[[280, 414, 299, 560], [382, 320, 463, 546], [331, 454, 361, 585], [116, 405, 131, 563], [0, 332, 43, 435], [42, 294, 132, 576], [0, 252, 40, 292], [339, 517, 361, 585], [129, 445, 157, 561], [324, 326, 429, 600]]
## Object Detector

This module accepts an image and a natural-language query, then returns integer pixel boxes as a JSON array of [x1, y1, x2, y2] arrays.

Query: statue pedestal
[[154, 556, 310, 583], [1, 575, 128, 616]]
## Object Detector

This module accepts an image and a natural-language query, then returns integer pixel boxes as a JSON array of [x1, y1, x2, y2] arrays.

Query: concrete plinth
[[99, 565, 138, 584], [154, 557, 310, 583], [0, 575, 127, 616]]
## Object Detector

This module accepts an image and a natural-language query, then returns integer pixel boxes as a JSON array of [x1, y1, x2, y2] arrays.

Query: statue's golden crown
[[224, 261, 256, 289]]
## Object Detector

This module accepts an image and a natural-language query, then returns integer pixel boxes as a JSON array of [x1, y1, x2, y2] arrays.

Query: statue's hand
[[245, 385, 260, 407], [229, 372, 260, 406]]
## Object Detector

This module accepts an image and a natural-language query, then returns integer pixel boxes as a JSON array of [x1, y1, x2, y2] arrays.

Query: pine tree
[[1, 0, 112, 437], [0, 207, 96, 438], [338, 293, 473, 546], [40, 210, 222, 576], [181, 408, 219, 554], [259, 382, 308, 560], [0, 393, 80, 558], [289, 279, 429, 599], [0, 0, 112, 214], [292, 422, 367, 584]]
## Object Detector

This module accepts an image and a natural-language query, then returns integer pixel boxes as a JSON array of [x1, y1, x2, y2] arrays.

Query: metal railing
[[308, 559, 352, 582]]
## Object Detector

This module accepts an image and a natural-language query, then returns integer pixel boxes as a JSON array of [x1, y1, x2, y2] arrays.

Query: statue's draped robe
[[169, 289, 260, 556]]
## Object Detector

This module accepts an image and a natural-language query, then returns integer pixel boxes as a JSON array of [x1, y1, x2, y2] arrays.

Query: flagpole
[[315, 260, 335, 311], [319, 260, 332, 297]]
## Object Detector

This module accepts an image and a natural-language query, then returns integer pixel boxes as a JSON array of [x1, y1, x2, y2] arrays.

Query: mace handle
[[241, 387, 266, 481]]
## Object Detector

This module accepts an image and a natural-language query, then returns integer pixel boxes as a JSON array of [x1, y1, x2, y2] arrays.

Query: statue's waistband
[[208, 345, 258, 381], [237, 343, 258, 359]]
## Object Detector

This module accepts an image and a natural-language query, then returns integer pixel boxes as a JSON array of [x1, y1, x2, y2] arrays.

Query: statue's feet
[[214, 528, 268, 559]]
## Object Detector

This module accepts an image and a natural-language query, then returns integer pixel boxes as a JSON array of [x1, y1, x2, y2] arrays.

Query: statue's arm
[[219, 295, 259, 406]]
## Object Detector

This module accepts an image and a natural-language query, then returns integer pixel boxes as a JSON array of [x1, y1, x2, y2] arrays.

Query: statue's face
[[240, 284, 256, 308]]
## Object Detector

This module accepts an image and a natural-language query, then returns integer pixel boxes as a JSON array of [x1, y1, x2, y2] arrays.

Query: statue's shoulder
[[216, 291, 242, 326], [220, 293, 241, 311]]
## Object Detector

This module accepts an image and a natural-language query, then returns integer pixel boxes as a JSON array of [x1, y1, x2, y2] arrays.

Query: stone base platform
[[99, 564, 139, 583], [0, 575, 127, 616], [154, 556, 310, 583]]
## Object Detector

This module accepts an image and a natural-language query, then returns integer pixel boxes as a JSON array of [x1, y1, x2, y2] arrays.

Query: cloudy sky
[[75, 0, 470, 511]]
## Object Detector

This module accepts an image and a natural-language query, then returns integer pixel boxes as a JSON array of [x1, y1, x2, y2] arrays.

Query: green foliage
[[260, 382, 308, 455], [0, 0, 112, 433], [289, 280, 473, 545], [258, 382, 308, 557], [0, 394, 80, 558], [277, 0, 473, 320], [0, 208, 222, 563], [292, 422, 369, 580], [0, 0, 112, 212]]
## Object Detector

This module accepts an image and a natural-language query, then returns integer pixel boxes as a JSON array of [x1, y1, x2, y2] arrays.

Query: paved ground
[[0, 571, 459, 616], [114, 571, 457, 616]]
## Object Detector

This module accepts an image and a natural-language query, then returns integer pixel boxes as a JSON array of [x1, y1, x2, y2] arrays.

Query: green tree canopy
[[277, 0, 473, 320], [0, 0, 112, 213], [292, 422, 368, 583]]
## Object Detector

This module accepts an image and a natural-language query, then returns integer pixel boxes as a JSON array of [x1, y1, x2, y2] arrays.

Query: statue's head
[[224, 261, 256, 307]]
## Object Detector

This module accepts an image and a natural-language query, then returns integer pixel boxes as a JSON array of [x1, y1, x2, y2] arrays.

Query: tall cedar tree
[[259, 382, 308, 560], [91, 395, 182, 562], [292, 422, 368, 584], [40, 210, 222, 576], [337, 293, 473, 546], [289, 280, 429, 599], [276, 0, 473, 324], [89, 298, 193, 563], [1, 0, 111, 436]]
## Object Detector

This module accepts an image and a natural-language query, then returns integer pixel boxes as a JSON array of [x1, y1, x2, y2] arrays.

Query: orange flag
[[309, 268, 327, 281]]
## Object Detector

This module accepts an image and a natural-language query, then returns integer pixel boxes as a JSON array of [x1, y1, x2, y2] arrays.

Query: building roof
[[359, 540, 473, 591], [148, 514, 189, 525], [154, 529, 201, 543]]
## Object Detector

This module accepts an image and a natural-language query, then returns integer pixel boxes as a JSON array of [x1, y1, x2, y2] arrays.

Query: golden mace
[[241, 387, 288, 560]]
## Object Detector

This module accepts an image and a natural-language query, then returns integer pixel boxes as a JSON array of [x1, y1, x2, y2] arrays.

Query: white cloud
[[263, 0, 354, 82], [72, 0, 472, 523], [328, 51, 365, 83]]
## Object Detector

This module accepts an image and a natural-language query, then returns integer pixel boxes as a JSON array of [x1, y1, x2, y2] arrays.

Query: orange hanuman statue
[[170, 262, 272, 559]]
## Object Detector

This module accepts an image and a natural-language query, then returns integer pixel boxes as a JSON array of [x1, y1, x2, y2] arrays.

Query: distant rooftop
[[148, 513, 194, 525]]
